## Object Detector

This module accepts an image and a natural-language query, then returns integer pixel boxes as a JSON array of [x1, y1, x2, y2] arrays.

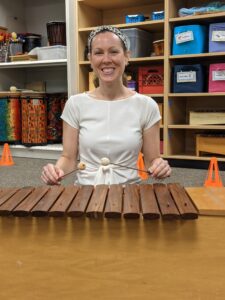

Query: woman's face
[[89, 31, 129, 85]]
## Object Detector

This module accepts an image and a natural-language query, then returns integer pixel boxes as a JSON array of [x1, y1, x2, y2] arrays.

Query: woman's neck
[[91, 84, 134, 100]]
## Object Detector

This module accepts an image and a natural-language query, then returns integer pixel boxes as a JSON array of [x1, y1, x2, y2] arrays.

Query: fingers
[[148, 158, 171, 179], [41, 164, 64, 185]]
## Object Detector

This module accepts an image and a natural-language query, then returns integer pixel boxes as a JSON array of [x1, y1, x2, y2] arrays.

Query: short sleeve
[[142, 97, 161, 131], [61, 95, 80, 129]]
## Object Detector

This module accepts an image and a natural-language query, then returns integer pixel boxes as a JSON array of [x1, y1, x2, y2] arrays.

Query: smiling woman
[[41, 25, 171, 186]]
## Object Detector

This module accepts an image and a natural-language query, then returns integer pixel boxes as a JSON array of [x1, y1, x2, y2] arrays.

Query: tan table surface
[[0, 216, 225, 300]]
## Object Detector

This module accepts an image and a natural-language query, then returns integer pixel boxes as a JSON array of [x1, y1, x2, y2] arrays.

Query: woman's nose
[[101, 52, 111, 62]]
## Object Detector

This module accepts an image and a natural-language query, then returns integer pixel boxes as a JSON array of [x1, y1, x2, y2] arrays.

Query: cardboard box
[[189, 111, 225, 125], [196, 134, 225, 156]]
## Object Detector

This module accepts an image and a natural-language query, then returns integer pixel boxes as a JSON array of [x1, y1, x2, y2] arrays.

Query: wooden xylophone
[[0, 183, 198, 219]]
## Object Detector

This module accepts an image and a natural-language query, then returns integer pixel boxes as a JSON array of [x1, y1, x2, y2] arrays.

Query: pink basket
[[208, 63, 225, 92]]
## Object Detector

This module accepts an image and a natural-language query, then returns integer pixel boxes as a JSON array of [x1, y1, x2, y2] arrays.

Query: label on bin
[[177, 71, 196, 83], [212, 31, 225, 42], [175, 31, 194, 44], [212, 70, 225, 81]]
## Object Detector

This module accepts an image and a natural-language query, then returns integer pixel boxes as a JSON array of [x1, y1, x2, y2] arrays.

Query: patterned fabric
[[88, 25, 130, 51]]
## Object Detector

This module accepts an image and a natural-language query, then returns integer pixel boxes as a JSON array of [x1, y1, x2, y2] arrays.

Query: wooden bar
[[13, 186, 50, 217], [0, 187, 34, 216], [49, 185, 80, 217], [0, 188, 20, 206], [31, 186, 65, 217], [86, 185, 108, 218], [139, 184, 160, 219], [123, 184, 140, 219], [67, 185, 93, 217], [154, 183, 180, 219], [168, 183, 198, 219], [104, 184, 123, 218]]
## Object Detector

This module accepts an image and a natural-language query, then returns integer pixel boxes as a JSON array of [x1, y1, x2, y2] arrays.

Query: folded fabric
[[179, 2, 225, 17]]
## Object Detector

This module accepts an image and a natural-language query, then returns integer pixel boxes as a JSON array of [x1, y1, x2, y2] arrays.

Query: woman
[[41, 25, 171, 185]]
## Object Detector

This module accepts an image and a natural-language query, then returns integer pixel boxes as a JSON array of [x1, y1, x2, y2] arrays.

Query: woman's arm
[[142, 121, 171, 179], [41, 121, 79, 185]]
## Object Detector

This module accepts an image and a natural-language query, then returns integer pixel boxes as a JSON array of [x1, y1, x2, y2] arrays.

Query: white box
[[37, 46, 67, 60]]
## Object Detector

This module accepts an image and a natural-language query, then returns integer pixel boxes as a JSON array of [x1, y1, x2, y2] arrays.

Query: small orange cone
[[0, 143, 15, 166], [204, 157, 223, 187], [137, 152, 149, 180]]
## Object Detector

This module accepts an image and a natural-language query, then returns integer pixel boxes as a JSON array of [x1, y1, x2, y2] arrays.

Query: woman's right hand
[[41, 163, 65, 185]]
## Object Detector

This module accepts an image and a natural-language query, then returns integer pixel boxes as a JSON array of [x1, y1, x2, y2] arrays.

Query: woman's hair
[[88, 25, 130, 53]]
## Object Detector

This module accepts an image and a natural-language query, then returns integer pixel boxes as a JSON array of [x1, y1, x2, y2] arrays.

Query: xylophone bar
[[0, 184, 199, 220]]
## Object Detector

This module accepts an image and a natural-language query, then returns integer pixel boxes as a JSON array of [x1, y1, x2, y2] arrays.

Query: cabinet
[[0, 0, 77, 159], [75, 0, 225, 163]]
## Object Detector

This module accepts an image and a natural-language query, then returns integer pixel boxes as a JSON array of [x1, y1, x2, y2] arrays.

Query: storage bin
[[120, 28, 152, 58], [209, 22, 225, 52], [151, 11, 164, 20], [125, 15, 145, 23], [208, 63, 225, 92], [37, 45, 67, 60], [0, 92, 21, 143], [173, 64, 204, 93], [172, 25, 207, 55], [138, 65, 164, 93]]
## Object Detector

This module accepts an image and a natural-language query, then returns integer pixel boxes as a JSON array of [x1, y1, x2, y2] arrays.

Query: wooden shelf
[[169, 93, 225, 97], [169, 11, 225, 24], [77, 0, 162, 10], [79, 56, 164, 65], [166, 154, 225, 162], [170, 52, 225, 60], [76, 0, 225, 162], [168, 125, 225, 130], [0, 144, 63, 159], [79, 20, 164, 33], [0, 59, 67, 69]]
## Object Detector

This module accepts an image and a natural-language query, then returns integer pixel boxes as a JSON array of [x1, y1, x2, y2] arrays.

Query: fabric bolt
[[61, 92, 161, 185]]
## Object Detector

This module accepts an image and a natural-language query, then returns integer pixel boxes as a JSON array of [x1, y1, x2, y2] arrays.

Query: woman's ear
[[87, 53, 91, 61]]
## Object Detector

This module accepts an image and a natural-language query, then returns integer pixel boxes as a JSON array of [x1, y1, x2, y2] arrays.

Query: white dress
[[61, 92, 161, 185]]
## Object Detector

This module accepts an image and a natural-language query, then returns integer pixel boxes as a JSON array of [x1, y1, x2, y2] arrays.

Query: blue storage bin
[[172, 25, 207, 55], [173, 64, 205, 93], [151, 11, 164, 20], [209, 22, 225, 52], [125, 14, 145, 23]]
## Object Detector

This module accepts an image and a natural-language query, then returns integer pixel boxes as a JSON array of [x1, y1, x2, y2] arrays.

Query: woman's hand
[[41, 163, 64, 185], [148, 157, 171, 179]]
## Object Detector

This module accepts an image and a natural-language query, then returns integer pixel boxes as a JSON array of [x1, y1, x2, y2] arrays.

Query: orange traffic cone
[[204, 157, 223, 187], [0, 143, 15, 166], [137, 152, 149, 180]]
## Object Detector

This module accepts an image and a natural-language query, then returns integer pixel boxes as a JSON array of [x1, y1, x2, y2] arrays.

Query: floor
[[1, 157, 225, 187]]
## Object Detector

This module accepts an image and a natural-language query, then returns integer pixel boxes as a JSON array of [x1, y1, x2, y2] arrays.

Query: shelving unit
[[167, 0, 225, 162], [74, 0, 225, 163], [0, 0, 77, 159]]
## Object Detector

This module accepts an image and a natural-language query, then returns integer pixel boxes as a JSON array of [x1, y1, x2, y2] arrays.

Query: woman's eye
[[110, 50, 119, 54]]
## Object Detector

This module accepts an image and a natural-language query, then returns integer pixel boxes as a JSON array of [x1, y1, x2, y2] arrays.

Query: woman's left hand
[[148, 157, 171, 179]]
